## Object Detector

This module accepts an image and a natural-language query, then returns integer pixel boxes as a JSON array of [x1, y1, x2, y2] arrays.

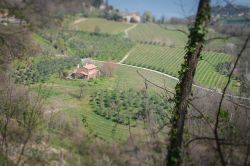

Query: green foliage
[[32, 33, 58, 56], [215, 62, 231, 76], [167, 2, 211, 164], [29, 64, 178, 141], [53, 38, 67, 54], [142, 10, 153, 22], [66, 32, 134, 61], [90, 89, 172, 127], [92, 0, 104, 8], [0, 153, 15, 166], [104, 11, 123, 22], [13, 57, 80, 84], [240, 78, 250, 97]]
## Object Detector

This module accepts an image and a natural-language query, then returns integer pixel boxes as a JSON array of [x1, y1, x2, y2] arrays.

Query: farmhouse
[[72, 63, 99, 80], [122, 12, 141, 23]]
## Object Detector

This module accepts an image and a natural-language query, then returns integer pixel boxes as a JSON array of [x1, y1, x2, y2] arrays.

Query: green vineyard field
[[128, 23, 188, 47], [124, 44, 239, 92]]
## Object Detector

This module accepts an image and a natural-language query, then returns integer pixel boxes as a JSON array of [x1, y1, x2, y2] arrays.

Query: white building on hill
[[122, 12, 141, 23]]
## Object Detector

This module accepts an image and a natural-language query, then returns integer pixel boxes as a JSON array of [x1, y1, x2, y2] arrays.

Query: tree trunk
[[166, 0, 211, 165]]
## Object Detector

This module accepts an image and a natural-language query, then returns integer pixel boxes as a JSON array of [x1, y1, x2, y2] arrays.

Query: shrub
[[13, 57, 80, 84]]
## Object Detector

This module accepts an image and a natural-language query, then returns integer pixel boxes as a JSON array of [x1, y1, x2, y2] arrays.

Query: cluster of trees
[[0, 0, 110, 27], [99, 61, 117, 77], [0, 78, 44, 165], [168, 17, 190, 25], [139, 40, 176, 47], [103, 9, 123, 21], [13, 57, 80, 84], [215, 62, 231, 76], [142, 10, 154, 23], [142, 12, 190, 25], [90, 89, 171, 127]]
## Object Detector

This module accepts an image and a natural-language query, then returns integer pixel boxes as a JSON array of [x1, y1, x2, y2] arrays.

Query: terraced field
[[128, 23, 188, 47], [71, 18, 132, 34], [124, 44, 238, 92]]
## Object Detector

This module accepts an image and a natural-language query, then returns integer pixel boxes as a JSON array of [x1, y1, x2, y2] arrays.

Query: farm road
[[72, 18, 86, 25], [119, 46, 137, 64], [94, 59, 250, 101], [124, 24, 137, 38]]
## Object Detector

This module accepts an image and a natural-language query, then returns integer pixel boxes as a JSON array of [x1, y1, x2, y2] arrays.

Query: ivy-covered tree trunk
[[166, 0, 211, 165]]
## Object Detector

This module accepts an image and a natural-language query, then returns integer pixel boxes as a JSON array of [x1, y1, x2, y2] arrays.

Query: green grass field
[[32, 33, 50, 45], [124, 44, 238, 92], [38, 81, 134, 141], [128, 23, 188, 47], [115, 64, 177, 92], [71, 18, 132, 34], [39, 63, 176, 141], [128, 23, 239, 50]]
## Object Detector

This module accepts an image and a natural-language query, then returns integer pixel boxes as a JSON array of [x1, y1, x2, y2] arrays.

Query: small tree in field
[[100, 61, 117, 77], [94, 26, 101, 35], [79, 82, 86, 99]]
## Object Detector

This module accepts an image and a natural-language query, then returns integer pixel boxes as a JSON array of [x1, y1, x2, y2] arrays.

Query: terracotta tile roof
[[75, 68, 88, 75], [84, 63, 97, 70], [73, 63, 98, 77]]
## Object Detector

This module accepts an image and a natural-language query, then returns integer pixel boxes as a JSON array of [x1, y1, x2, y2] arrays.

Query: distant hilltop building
[[122, 12, 141, 23], [99, 4, 107, 10]]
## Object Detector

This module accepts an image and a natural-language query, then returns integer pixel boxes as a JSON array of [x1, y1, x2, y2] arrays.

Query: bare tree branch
[[225, 98, 250, 110], [214, 34, 250, 166], [136, 70, 175, 95], [163, 26, 189, 36], [205, 35, 235, 44], [188, 101, 214, 131]]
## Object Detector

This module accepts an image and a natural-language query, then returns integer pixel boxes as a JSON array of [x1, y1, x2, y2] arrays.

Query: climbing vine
[[166, 1, 211, 165]]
